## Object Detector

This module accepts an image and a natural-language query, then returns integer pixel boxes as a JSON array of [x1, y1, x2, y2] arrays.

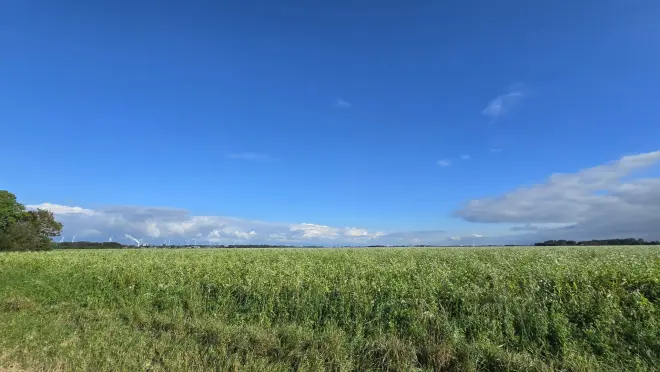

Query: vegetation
[[56, 241, 125, 249], [0, 190, 62, 251], [1, 246, 658, 371]]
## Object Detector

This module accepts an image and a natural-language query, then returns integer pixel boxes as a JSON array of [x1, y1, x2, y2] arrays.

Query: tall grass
[[1, 246, 658, 371]]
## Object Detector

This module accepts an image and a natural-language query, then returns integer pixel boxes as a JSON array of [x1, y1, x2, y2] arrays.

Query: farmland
[[1, 247, 659, 371]]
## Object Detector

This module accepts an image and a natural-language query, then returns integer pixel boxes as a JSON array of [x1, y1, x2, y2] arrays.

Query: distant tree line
[[534, 238, 660, 246], [56, 241, 123, 249]]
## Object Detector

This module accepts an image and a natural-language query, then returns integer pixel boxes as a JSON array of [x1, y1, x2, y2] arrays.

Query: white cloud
[[437, 159, 451, 167], [509, 223, 539, 232], [455, 150, 660, 241], [482, 87, 524, 119], [34, 204, 390, 245], [383, 230, 447, 242], [344, 228, 370, 237], [334, 99, 352, 109], [460, 154, 470, 160], [227, 153, 276, 161], [237, 230, 257, 239], [38, 151, 660, 246], [80, 228, 102, 236], [268, 233, 288, 241], [27, 203, 96, 216], [145, 222, 161, 238], [290, 223, 340, 240], [208, 227, 257, 241], [490, 148, 503, 153], [289, 223, 385, 241], [509, 223, 572, 232]]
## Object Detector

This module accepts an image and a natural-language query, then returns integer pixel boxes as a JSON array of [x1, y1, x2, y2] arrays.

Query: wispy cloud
[[509, 224, 539, 232], [482, 86, 525, 119], [490, 148, 503, 153], [227, 153, 277, 161], [334, 99, 352, 109], [460, 154, 470, 160], [437, 159, 451, 167], [29, 202, 96, 216]]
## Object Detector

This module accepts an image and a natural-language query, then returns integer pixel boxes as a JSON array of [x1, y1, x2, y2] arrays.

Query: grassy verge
[[1, 247, 658, 371]]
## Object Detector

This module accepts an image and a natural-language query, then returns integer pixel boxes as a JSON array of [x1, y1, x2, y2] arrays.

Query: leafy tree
[[0, 190, 25, 235], [0, 191, 62, 251]]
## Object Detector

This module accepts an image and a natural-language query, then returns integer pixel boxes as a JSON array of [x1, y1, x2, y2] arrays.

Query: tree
[[0, 191, 25, 235], [0, 191, 62, 251]]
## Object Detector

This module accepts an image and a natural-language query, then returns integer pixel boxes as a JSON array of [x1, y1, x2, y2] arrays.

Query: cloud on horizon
[[455, 150, 660, 241], [25, 203, 451, 246], [25, 151, 660, 246]]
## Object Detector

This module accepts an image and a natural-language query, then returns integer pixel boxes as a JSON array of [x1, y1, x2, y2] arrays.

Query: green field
[[1, 247, 659, 371]]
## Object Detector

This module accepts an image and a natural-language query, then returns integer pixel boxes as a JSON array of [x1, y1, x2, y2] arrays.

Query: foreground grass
[[0, 247, 658, 371]]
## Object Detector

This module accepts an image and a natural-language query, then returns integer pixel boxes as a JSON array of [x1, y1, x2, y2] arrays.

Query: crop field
[[1, 247, 659, 371]]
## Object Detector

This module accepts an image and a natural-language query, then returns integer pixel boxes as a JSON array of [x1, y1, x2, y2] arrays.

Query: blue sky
[[2, 1, 660, 245]]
